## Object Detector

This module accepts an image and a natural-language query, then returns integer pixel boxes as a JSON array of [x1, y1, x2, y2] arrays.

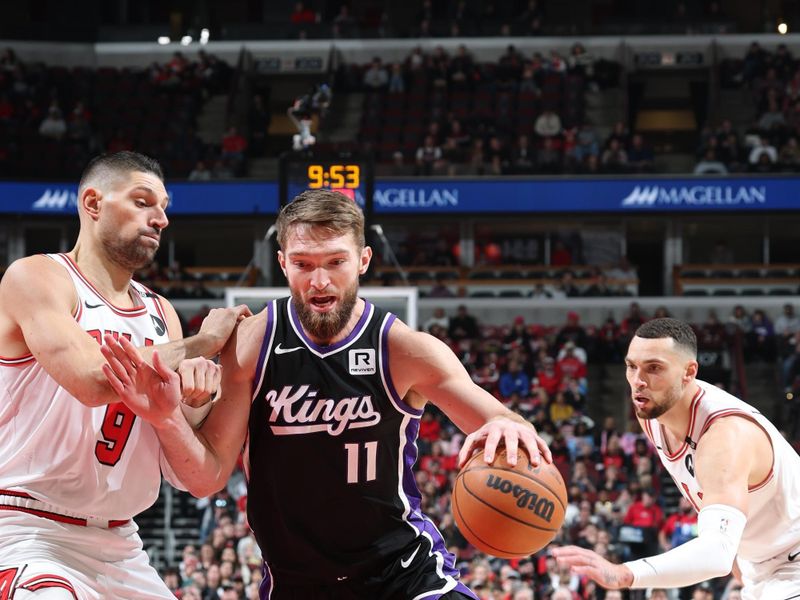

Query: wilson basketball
[[452, 449, 567, 558]]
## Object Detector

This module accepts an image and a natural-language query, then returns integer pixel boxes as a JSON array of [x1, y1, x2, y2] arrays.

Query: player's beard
[[292, 280, 359, 343], [633, 379, 684, 420], [101, 228, 159, 271]]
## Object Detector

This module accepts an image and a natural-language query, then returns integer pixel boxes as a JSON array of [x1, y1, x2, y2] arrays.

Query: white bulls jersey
[[642, 379, 800, 564], [0, 253, 172, 521]]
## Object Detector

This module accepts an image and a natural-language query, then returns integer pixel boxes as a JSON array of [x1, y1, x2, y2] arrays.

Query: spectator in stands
[[66, 101, 92, 142], [363, 57, 389, 90], [623, 488, 663, 556], [248, 95, 270, 157], [428, 274, 456, 298], [188, 160, 212, 181], [779, 136, 800, 168], [290, 1, 317, 25], [694, 148, 729, 174], [221, 126, 247, 173], [507, 134, 535, 174], [748, 308, 776, 362], [38, 105, 67, 140], [211, 159, 234, 179], [536, 136, 562, 173], [748, 135, 777, 166], [415, 135, 443, 175], [557, 341, 587, 384], [387, 62, 405, 93], [583, 271, 615, 297], [658, 497, 698, 552], [601, 138, 629, 172], [500, 359, 531, 400], [775, 303, 800, 355], [448, 304, 480, 341], [758, 96, 787, 132], [551, 240, 573, 267], [422, 307, 450, 333], [535, 356, 561, 397], [627, 133, 655, 172], [620, 302, 647, 340], [534, 108, 562, 138], [606, 256, 638, 281]]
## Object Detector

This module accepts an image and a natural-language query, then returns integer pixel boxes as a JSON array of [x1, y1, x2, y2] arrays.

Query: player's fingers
[[102, 363, 126, 395], [483, 427, 503, 463], [152, 350, 178, 383], [503, 429, 520, 466], [103, 335, 139, 378], [118, 335, 146, 368], [518, 428, 541, 467], [179, 364, 196, 399], [538, 433, 553, 463], [457, 432, 480, 468], [100, 343, 133, 386], [207, 363, 222, 394], [235, 304, 253, 318]]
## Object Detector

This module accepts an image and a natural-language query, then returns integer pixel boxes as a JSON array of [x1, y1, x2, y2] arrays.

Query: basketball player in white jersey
[[552, 318, 800, 599], [0, 152, 250, 599]]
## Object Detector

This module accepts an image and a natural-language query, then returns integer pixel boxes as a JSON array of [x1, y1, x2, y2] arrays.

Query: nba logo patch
[[349, 349, 376, 375]]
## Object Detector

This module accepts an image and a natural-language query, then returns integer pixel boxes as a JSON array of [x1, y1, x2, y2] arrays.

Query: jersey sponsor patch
[[348, 348, 376, 375]]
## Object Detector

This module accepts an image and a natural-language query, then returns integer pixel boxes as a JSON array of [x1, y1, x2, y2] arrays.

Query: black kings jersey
[[247, 298, 463, 588]]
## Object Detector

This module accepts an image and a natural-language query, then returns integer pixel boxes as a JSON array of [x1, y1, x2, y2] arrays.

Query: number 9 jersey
[[247, 298, 474, 599], [0, 253, 172, 522]]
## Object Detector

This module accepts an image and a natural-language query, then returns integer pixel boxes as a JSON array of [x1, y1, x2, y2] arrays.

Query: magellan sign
[[621, 185, 767, 207], [373, 188, 459, 208]]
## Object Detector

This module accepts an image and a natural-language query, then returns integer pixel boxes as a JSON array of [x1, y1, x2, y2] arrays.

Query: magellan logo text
[[621, 185, 766, 207]]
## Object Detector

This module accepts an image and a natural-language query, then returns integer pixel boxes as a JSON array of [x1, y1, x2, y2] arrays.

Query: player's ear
[[81, 187, 102, 221], [684, 359, 698, 382], [359, 245, 372, 275]]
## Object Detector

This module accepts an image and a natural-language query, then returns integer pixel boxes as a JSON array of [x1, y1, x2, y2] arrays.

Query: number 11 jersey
[[247, 297, 466, 592]]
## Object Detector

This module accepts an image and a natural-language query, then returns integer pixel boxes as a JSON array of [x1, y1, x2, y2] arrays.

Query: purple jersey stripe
[[252, 301, 274, 396], [288, 298, 373, 355], [401, 419, 463, 583], [381, 313, 424, 417]]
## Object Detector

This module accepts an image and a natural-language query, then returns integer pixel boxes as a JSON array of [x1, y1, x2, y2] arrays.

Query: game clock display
[[278, 153, 374, 218]]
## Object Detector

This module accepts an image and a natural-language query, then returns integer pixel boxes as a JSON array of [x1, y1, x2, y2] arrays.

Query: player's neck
[[657, 381, 700, 444], [68, 243, 134, 305], [305, 297, 366, 347]]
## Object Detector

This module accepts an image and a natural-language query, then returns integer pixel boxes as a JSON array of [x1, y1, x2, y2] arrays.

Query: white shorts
[[738, 551, 800, 600], [0, 511, 174, 599]]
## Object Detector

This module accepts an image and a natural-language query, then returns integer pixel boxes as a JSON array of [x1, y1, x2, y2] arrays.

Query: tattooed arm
[[550, 546, 634, 589]]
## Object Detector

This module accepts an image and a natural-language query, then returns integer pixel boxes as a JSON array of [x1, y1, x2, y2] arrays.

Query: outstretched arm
[[0, 255, 251, 408], [552, 417, 762, 589], [389, 320, 551, 468], [101, 311, 263, 497]]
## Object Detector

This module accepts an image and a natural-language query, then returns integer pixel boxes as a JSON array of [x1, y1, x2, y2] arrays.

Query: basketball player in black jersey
[[101, 189, 553, 600]]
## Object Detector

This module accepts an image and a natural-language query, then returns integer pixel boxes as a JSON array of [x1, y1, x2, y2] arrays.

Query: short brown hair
[[79, 151, 163, 193], [634, 317, 697, 356], [275, 189, 365, 249]]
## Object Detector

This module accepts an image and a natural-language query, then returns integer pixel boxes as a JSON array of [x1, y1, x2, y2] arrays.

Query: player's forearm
[[137, 332, 225, 369], [625, 504, 745, 588], [153, 415, 231, 498]]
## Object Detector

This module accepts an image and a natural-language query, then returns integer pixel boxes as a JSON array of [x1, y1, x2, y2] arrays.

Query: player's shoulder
[[2, 254, 70, 291]]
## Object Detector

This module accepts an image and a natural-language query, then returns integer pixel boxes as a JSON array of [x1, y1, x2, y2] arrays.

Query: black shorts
[[261, 538, 476, 600]]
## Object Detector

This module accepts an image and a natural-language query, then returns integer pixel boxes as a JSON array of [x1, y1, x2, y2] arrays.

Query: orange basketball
[[451, 449, 567, 558]]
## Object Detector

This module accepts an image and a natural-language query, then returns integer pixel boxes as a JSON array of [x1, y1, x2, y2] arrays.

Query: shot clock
[[278, 151, 374, 220]]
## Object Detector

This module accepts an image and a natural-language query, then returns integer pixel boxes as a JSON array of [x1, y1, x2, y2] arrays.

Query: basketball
[[452, 449, 567, 558]]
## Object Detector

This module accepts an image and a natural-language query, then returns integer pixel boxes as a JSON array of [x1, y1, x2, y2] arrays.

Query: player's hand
[[198, 305, 252, 355], [550, 545, 634, 589], [178, 357, 222, 408], [457, 415, 552, 468], [101, 334, 183, 426]]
